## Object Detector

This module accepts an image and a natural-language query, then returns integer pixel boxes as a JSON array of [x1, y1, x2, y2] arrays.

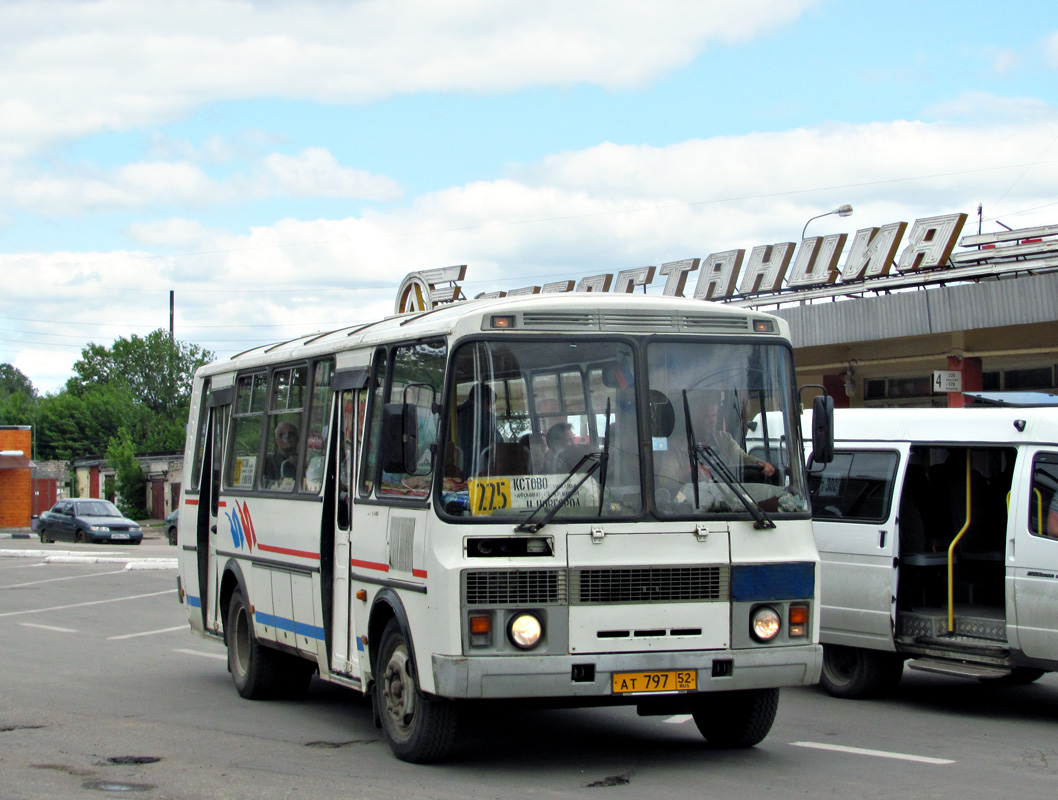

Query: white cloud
[[5, 113, 1058, 392], [924, 91, 1057, 122], [0, 148, 399, 215], [125, 217, 215, 247], [1047, 31, 1058, 67], [0, 0, 818, 156], [256, 148, 402, 200]]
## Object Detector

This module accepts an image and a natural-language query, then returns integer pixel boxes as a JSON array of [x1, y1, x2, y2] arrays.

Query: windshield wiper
[[515, 451, 602, 533], [681, 391, 775, 530]]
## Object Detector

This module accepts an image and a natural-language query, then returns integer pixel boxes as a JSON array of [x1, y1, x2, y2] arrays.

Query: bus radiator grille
[[463, 569, 568, 605], [571, 566, 729, 605]]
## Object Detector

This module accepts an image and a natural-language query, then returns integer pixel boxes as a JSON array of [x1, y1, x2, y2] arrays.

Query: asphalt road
[[2, 538, 1057, 799]]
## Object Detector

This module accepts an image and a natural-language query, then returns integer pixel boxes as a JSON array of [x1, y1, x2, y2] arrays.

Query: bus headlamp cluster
[[508, 613, 543, 649], [750, 606, 782, 642]]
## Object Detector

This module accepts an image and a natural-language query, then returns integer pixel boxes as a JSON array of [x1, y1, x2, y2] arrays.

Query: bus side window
[[262, 366, 308, 492], [379, 340, 446, 498], [359, 349, 388, 497], [302, 358, 334, 493], [1030, 453, 1058, 539], [337, 390, 358, 529], [226, 372, 267, 489]]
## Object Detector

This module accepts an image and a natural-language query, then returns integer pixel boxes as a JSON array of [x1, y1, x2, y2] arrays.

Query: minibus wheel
[[376, 619, 458, 763], [691, 688, 779, 747], [821, 644, 903, 699]]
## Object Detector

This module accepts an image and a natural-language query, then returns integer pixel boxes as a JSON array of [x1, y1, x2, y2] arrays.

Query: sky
[[2, 0, 1057, 394]]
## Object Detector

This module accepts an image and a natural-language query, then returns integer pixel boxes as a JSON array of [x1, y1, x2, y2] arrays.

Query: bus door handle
[[878, 529, 887, 549]]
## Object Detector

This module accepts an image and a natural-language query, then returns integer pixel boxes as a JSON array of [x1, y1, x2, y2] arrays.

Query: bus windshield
[[440, 337, 807, 523], [647, 340, 807, 519]]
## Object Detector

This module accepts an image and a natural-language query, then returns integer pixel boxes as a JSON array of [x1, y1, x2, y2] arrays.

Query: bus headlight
[[750, 606, 781, 642], [508, 612, 543, 650]]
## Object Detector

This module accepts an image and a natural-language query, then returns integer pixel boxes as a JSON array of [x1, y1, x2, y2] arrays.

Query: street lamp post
[[801, 204, 853, 240]]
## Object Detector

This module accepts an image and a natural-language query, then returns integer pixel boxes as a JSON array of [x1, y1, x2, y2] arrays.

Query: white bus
[[805, 405, 1058, 698], [176, 277, 823, 762]]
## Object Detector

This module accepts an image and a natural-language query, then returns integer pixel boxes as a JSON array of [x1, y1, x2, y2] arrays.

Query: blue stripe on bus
[[254, 611, 326, 641], [187, 595, 202, 608], [730, 562, 815, 602]]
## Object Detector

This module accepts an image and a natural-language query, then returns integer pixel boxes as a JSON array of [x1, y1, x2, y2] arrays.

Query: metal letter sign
[[393, 212, 1057, 310], [395, 265, 467, 314]]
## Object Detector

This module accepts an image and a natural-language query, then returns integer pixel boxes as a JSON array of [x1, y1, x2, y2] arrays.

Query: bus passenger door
[[329, 388, 362, 677], [808, 447, 903, 649], [1011, 449, 1058, 660], [197, 399, 229, 634]]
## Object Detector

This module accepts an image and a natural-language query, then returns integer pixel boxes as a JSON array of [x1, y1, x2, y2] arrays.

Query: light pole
[[801, 204, 853, 240]]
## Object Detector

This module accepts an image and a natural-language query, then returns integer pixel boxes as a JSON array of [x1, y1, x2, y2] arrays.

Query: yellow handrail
[[947, 452, 971, 634], [1034, 487, 1043, 536]]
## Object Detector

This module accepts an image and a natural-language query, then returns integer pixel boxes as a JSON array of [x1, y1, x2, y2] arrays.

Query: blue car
[[38, 499, 143, 545]]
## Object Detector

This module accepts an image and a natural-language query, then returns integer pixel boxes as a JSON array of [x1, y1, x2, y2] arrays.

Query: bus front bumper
[[431, 643, 822, 700]]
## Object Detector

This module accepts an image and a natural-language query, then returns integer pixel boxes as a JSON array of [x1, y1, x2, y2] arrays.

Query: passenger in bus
[[456, 383, 502, 476], [687, 396, 774, 479], [264, 420, 300, 487], [545, 422, 575, 472]]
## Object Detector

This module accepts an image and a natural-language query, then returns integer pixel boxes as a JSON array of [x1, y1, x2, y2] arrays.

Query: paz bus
[[175, 271, 825, 762], [804, 403, 1058, 698]]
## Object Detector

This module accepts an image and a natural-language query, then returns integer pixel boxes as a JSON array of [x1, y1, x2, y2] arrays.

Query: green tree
[[107, 429, 148, 519], [0, 364, 39, 427], [68, 330, 213, 417]]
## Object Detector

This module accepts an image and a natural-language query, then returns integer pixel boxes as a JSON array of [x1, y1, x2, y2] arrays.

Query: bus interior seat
[[480, 442, 529, 476]]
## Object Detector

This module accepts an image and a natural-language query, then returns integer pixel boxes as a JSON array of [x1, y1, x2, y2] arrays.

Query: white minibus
[[805, 405, 1058, 697]]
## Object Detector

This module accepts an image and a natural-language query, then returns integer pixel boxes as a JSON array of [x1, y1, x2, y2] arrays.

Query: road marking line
[[664, 714, 693, 724], [19, 622, 78, 633], [0, 589, 174, 618], [1, 569, 127, 589], [108, 625, 187, 640], [175, 648, 227, 661], [790, 741, 955, 764]]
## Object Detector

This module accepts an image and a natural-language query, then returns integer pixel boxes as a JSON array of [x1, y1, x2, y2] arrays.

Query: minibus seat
[[480, 442, 529, 476], [899, 464, 933, 554]]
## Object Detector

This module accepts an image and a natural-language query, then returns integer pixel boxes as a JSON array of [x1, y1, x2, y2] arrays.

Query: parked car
[[37, 499, 143, 545], [166, 509, 178, 546]]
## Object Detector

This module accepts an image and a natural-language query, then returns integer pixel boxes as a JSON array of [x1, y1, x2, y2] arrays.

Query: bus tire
[[820, 644, 903, 699], [375, 618, 458, 763], [691, 688, 779, 748], [227, 587, 283, 700]]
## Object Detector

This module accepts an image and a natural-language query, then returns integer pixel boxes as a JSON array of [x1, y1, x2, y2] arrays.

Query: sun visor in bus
[[331, 367, 370, 391], [208, 386, 234, 407]]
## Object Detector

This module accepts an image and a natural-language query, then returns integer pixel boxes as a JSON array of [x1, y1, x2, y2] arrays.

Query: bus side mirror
[[811, 395, 834, 464], [380, 402, 418, 473]]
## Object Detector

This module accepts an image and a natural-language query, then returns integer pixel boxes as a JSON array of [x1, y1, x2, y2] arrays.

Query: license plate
[[612, 670, 697, 694], [111, 533, 129, 540]]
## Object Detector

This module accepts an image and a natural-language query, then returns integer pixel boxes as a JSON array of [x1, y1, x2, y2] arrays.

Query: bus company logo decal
[[225, 501, 258, 551]]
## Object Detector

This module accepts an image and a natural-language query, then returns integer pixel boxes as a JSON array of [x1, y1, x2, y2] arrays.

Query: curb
[[0, 549, 178, 569], [0, 533, 33, 539]]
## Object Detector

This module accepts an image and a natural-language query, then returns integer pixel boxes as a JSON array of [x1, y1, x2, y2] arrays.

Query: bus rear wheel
[[691, 688, 779, 748], [821, 644, 903, 699], [375, 619, 457, 763]]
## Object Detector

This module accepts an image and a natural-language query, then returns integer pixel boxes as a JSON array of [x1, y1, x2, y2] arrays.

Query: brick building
[[0, 426, 34, 528]]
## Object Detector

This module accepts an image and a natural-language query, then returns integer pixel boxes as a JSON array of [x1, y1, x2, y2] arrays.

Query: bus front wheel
[[227, 587, 283, 699], [375, 619, 458, 763], [821, 644, 903, 699], [691, 688, 779, 748]]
